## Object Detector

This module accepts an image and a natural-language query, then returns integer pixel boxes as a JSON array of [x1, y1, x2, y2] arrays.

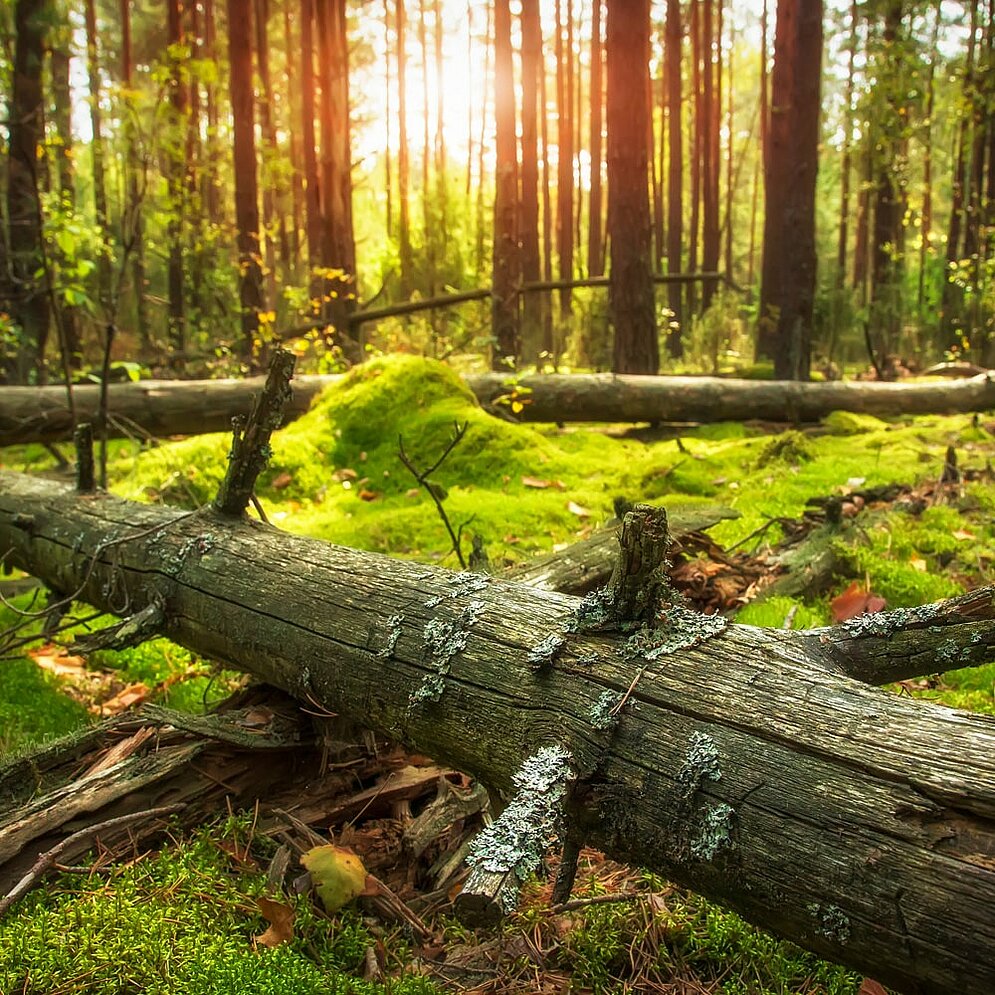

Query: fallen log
[[3, 471, 995, 993], [6, 370, 995, 446]]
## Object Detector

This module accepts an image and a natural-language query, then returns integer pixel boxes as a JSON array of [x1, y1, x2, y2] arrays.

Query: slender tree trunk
[[202, 0, 222, 226], [6, 0, 50, 382], [758, 0, 822, 381], [226, 0, 266, 364], [701, 0, 721, 311], [120, 0, 149, 349], [384, 0, 394, 237], [723, 8, 734, 281], [588, 0, 605, 279], [49, 36, 81, 366], [539, 22, 554, 356], [301, 0, 322, 271], [665, 0, 684, 358], [918, 1, 940, 319], [607, 0, 657, 375], [649, 24, 664, 275], [491, 0, 519, 369], [166, 0, 186, 357], [84, 0, 112, 318], [520, 0, 543, 364], [687, 0, 701, 319], [433, 0, 447, 250], [555, 0, 574, 320], [418, 0, 434, 299], [754, 0, 772, 356], [284, 1, 303, 269], [837, 0, 857, 291], [473, 0, 491, 283], [396, 0, 413, 295]]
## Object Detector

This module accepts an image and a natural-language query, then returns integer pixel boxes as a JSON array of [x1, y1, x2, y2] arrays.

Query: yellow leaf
[[301, 845, 368, 913], [511, 400, 524, 413]]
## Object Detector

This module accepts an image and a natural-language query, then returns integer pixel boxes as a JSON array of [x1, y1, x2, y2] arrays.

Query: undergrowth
[[4, 355, 995, 992]]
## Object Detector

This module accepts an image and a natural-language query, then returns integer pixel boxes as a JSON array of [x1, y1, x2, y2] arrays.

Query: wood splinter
[[213, 349, 296, 518]]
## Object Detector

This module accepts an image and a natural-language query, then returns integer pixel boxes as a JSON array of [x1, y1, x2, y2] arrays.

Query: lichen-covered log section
[[2, 470, 995, 994]]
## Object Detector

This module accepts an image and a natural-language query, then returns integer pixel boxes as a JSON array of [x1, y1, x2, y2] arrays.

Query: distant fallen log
[[6, 371, 995, 447], [3, 470, 995, 993]]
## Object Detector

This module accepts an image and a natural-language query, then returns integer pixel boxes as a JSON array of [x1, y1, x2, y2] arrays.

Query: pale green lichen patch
[[691, 803, 736, 861], [589, 690, 623, 731], [625, 605, 728, 660], [840, 601, 941, 638], [425, 572, 490, 608], [466, 744, 573, 910], [678, 731, 722, 797], [377, 614, 404, 659], [527, 633, 565, 670], [410, 602, 484, 705], [807, 903, 851, 945]]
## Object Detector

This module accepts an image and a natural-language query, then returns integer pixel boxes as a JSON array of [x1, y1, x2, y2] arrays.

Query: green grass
[[6, 355, 995, 993], [0, 817, 441, 995]]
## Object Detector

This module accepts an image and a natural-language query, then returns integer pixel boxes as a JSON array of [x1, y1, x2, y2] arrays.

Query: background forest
[[2, 0, 995, 380]]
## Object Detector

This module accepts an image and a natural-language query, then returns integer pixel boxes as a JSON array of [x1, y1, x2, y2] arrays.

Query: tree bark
[[665, 0, 684, 358], [227, 0, 266, 365], [5, 0, 50, 383], [519, 0, 543, 364], [165, 0, 187, 358], [490, 0, 519, 369], [396, 0, 414, 296], [587, 0, 605, 280], [14, 372, 995, 447], [758, 0, 822, 381], [301, 0, 323, 270], [607, 0, 658, 374], [3, 473, 995, 994], [555, 0, 574, 321]]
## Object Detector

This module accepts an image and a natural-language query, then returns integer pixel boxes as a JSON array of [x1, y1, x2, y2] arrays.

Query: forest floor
[[2, 355, 995, 994]]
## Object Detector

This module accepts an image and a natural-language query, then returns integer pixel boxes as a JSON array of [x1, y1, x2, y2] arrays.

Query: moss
[[821, 411, 890, 435], [756, 431, 814, 468], [0, 658, 91, 755]]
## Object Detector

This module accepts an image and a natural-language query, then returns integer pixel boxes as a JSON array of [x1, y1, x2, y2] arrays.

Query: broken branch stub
[[213, 349, 296, 518]]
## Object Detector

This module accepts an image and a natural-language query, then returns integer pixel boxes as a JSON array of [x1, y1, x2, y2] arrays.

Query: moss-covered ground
[[3, 354, 995, 992]]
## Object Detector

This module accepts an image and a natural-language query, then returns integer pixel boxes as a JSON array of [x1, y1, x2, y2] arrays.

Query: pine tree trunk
[[607, 0, 657, 374], [587, 0, 605, 280], [5, 0, 50, 382], [555, 0, 574, 321], [665, 0, 684, 358], [520, 0, 544, 365], [227, 0, 266, 364], [491, 0, 519, 369], [300, 0, 323, 270], [397, 0, 414, 295]]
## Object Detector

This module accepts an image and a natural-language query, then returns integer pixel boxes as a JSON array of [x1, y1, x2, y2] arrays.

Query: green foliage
[[0, 823, 440, 995]]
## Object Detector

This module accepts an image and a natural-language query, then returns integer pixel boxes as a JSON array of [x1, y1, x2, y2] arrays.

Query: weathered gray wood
[[3, 470, 995, 994], [6, 371, 995, 446], [507, 505, 739, 595]]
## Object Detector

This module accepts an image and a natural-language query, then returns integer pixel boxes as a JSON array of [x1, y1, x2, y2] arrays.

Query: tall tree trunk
[[473, 0, 491, 283], [869, 1, 906, 360], [166, 0, 186, 357], [301, 0, 322, 271], [491, 0, 519, 369], [701, 0, 720, 311], [836, 0, 857, 291], [396, 0, 414, 295], [84, 0, 112, 317], [433, 0, 447, 253], [226, 0, 266, 364], [384, 0, 394, 237], [49, 34, 82, 366], [120, 0, 149, 349], [723, 9, 734, 281], [649, 23, 664, 274], [754, 0, 772, 354], [918, 0, 940, 319], [587, 0, 605, 279], [284, 0, 303, 269], [665, 0, 684, 358], [555, 0, 574, 321], [315, 0, 358, 352], [520, 0, 543, 364], [418, 0, 435, 299], [202, 0, 222, 226], [758, 0, 822, 381], [539, 20, 554, 355], [5, 0, 50, 382], [607, 0, 657, 375], [687, 0, 701, 319]]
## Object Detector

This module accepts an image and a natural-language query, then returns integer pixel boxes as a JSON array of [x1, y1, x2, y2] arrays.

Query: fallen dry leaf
[[910, 557, 928, 572], [255, 896, 295, 948], [332, 468, 358, 481], [94, 683, 150, 716], [521, 476, 565, 490], [953, 529, 976, 540], [29, 645, 87, 677], [301, 844, 369, 913], [857, 980, 888, 995], [358, 489, 381, 502], [270, 472, 293, 490], [831, 582, 887, 623], [566, 501, 591, 518]]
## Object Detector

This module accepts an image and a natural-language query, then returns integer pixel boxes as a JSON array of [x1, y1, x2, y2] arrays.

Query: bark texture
[[8, 373, 995, 446], [3, 473, 995, 993]]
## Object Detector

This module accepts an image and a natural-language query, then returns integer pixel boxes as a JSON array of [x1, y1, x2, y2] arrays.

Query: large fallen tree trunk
[[3, 473, 995, 992], [6, 371, 995, 446]]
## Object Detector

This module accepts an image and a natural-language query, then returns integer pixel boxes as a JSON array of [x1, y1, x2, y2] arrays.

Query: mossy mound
[[756, 430, 814, 468], [822, 410, 890, 435]]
